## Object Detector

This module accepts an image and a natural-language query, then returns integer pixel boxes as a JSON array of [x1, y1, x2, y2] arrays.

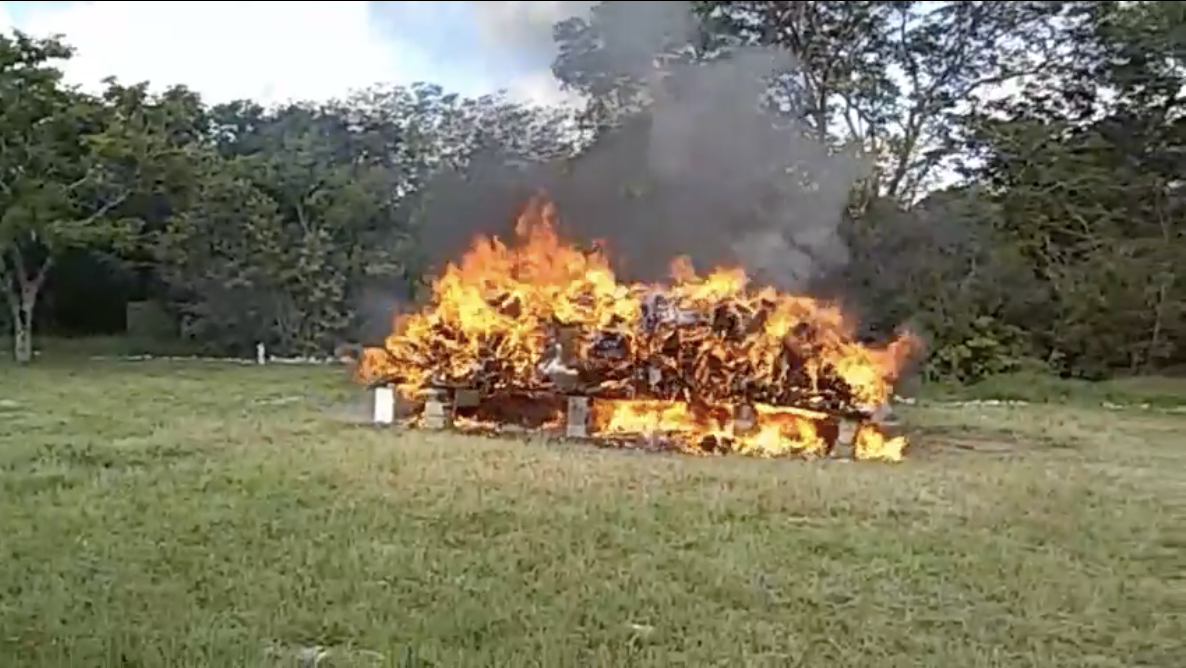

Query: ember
[[358, 196, 920, 461]]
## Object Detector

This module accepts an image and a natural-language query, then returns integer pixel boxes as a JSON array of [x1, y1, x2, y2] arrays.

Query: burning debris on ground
[[357, 196, 920, 462]]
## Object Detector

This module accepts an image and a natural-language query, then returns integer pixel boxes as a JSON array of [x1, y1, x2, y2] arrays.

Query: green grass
[[0, 360, 1183, 667], [0, 334, 205, 361], [919, 370, 1186, 408]]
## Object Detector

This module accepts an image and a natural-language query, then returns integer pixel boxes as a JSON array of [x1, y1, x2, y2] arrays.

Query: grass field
[[0, 358, 1183, 667]]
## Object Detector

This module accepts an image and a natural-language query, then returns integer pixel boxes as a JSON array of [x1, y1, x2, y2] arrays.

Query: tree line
[[1, 1, 1183, 382]]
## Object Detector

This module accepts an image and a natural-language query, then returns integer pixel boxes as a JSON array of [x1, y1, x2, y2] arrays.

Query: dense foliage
[[1, 1, 1183, 382]]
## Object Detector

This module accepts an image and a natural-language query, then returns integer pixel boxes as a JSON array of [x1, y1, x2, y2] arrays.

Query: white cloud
[[468, 1, 593, 108], [2, 1, 588, 109], [470, 1, 594, 53], [6, 1, 422, 106]]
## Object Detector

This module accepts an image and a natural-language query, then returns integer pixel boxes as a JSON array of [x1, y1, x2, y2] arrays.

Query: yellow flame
[[359, 195, 918, 460]]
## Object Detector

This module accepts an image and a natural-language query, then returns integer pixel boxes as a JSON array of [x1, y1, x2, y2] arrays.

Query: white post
[[256, 342, 267, 365], [372, 385, 396, 426]]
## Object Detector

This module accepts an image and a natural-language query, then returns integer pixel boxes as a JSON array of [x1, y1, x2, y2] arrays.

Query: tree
[[3, 8, 1184, 379], [693, 1, 1084, 203], [959, 0, 1186, 375], [158, 99, 419, 355], [0, 33, 175, 362]]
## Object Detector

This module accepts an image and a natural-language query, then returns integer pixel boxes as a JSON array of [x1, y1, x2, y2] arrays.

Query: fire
[[359, 195, 920, 462]]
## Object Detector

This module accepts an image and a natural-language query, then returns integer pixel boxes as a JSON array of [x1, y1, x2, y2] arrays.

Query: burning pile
[[358, 196, 920, 461]]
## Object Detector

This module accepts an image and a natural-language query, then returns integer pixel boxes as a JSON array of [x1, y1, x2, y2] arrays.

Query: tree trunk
[[2, 251, 51, 365], [10, 291, 37, 364], [1145, 276, 1171, 373], [3, 250, 49, 364], [12, 310, 32, 363]]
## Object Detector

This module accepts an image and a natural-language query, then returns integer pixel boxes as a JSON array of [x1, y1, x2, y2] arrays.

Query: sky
[[0, 1, 589, 106]]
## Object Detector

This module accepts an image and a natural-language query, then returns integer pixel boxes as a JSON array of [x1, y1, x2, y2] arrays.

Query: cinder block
[[422, 389, 452, 429], [832, 418, 858, 459], [565, 396, 590, 438], [732, 403, 757, 436]]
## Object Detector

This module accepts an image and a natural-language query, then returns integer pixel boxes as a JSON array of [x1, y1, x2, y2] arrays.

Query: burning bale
[[358, 196, 920, 462]]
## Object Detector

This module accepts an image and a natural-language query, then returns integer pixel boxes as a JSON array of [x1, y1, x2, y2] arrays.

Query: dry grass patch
[[0, 362, 1182, 666]]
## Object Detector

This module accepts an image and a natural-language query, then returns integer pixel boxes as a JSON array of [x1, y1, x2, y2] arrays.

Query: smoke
[[414, 0, 872, 291], [470, 2, 597, 54], [355, 281, 415, 344]]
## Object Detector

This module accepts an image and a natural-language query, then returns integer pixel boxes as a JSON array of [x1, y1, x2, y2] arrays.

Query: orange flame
[[359, 195, 920, 461]]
